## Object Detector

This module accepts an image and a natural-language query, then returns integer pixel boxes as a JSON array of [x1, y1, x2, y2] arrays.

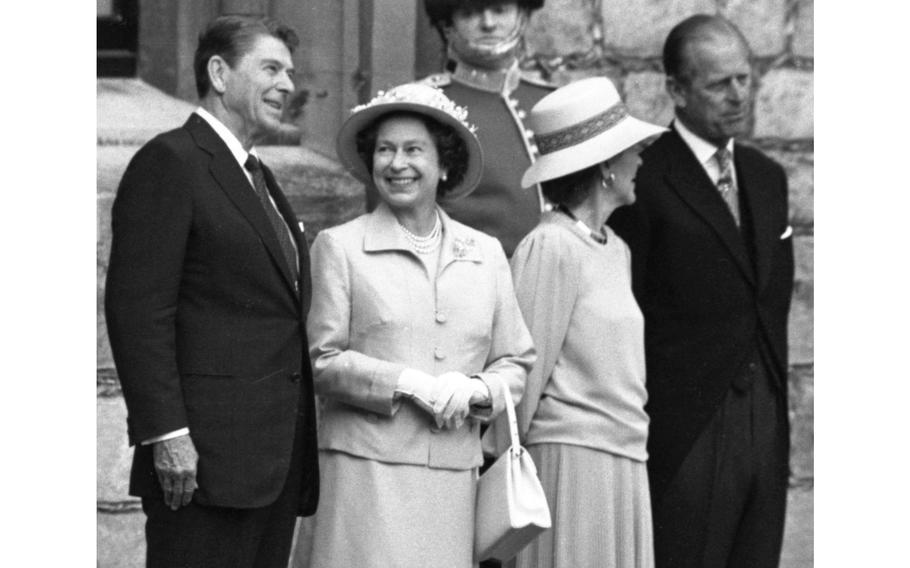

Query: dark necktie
[[244, 155, 299, 281], [714, 147, 740, 227]]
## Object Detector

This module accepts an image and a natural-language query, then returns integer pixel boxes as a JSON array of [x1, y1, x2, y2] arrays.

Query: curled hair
[[539, 164, 601, 209], [194, 15, 299, 99], [355, 112, 470, 199], [662, 14, 750, 85]]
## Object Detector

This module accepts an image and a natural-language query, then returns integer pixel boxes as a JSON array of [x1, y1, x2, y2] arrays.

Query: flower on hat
[[351, 83, 477, 134]]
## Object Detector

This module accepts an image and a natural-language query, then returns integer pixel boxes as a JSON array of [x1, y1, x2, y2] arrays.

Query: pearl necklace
[[399, 212, 442, 255]]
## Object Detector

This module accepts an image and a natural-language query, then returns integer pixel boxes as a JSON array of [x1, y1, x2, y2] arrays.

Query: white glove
[[436, 372, 491, 430], [395, 369, 450, 425], [396, 369, 489, 429]]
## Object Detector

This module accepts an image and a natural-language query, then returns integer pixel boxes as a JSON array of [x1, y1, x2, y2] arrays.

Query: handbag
[[474, 385, 551, 562]]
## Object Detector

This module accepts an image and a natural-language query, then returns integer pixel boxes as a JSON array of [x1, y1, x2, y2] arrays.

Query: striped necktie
[[244, 155, 299, 281], [714, 147, 740, 227]]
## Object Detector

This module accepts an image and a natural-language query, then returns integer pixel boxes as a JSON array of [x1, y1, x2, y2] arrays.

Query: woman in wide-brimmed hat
[[301, 82, 534, 567], [509, 76, 666, 568]]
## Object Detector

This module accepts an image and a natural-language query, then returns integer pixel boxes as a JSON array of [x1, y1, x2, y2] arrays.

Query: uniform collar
[[451, 58, 522, 94]]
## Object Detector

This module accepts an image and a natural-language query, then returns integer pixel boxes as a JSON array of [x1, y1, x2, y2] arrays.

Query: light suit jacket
[[307, 203, 535, 470]]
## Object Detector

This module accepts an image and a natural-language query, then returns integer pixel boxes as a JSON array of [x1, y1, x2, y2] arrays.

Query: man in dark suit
[[609, 15, 794, 568], [104, 15, 318, 568]]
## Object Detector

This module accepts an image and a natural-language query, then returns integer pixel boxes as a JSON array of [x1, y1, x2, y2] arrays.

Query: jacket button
[[289, 372, 302, 383], [433, 347, 446, 360], [435, 311, 447, 323]]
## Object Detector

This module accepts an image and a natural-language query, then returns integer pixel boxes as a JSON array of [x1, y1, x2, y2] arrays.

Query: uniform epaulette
[[418, 73, 452, 88], [520, 71, 556, 90]]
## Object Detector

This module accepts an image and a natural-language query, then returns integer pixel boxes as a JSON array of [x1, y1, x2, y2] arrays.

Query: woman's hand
[[396, 369, 489, 429], [436, 372, 490, 429]]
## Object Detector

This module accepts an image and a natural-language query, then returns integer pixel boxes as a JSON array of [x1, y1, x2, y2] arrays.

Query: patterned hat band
[[534, 102, 629, 155]]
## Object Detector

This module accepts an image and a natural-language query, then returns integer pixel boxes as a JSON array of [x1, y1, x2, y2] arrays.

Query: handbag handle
[[502, 381, 521, 456]]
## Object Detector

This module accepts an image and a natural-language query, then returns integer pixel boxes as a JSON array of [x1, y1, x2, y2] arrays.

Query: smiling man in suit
[[104, 15, 318, 568], [609, 15, 795, 568]]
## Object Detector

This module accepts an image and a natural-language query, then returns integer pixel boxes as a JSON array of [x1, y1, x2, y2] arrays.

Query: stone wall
[[523, 0, 814, 488]]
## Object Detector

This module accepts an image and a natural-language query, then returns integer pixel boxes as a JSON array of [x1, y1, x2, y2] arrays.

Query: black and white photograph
[[91, 0, 834, 566]]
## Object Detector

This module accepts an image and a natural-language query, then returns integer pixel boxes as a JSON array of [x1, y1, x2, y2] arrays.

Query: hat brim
[[336, 101, 484, 202], [522, 116, 666, 188]]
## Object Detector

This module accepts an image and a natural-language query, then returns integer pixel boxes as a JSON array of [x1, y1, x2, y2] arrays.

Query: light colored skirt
[[293, 450, 477, 568], [513, 443, 654, 568]]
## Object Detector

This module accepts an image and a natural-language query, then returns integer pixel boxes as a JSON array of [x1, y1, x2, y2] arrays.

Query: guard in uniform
[[421, 0, 553, 257]]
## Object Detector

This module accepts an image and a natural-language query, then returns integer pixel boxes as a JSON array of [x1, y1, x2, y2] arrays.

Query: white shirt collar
[[194, 107, 259, 170], [673, 118, 734, 167]]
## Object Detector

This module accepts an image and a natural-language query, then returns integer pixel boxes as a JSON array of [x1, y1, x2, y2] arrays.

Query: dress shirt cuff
[[141, 427, 190, 446]]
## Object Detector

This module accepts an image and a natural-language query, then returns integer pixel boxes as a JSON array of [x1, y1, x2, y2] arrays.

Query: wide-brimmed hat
[[521, 77, 666, 188], [336, 82, 483, 201]]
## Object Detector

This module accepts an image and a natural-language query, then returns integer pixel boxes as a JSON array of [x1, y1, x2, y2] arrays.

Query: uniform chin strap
[[444, 11, 528, 69]]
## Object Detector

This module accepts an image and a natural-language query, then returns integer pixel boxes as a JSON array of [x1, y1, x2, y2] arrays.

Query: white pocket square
[[298, 221, 306, 232], [780, 225, 793, 239]]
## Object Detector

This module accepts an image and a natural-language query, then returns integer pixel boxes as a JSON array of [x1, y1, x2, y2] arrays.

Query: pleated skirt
[[295, 449, 477, 568], [512, 443, 654, 568]]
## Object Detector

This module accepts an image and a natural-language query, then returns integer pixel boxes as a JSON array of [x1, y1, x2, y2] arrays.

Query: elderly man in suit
[[609, 15, 795, 568], [104, 15, 318, 568]]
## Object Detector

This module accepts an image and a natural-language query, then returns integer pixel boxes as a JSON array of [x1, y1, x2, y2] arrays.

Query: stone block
[[765, 149, 814, 228], [780, 485, 814, 568], [97, 79, 195, 146], [98, 194, 114, 369], [600, 0, 715, 58], [97, 394, 135, 502], [753, 68, 814, 140], [97, 145, 142, 198], [788, 259, 813, 365], [793, 234, 813, 284], [623, 71, 674, 127], [788, 366, 814, 483], [546, 65, 622, 89], [792, 0, 814, 58], [98, 510, 145, 568], [723, 0, 788, 56], [527, 0, 595, 56]]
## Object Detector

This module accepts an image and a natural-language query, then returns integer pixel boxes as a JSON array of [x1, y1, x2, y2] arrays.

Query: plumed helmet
[[424, 0, 545, 29]]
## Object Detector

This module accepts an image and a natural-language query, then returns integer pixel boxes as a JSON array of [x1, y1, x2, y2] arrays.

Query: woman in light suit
[[303, 83, 535, 567]]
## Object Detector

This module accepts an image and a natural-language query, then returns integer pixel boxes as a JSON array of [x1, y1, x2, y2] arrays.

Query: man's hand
[[153, 434, 199, 510]]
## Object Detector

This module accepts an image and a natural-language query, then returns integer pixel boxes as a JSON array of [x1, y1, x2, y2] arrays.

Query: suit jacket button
[[289, 372, 302, 383], [433, 347, 446, 360], [435, 311, 447, 323]]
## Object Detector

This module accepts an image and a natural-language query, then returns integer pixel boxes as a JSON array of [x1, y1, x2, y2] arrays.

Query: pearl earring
[[441, 172, 448, 182], [601, 171, 615, 189]]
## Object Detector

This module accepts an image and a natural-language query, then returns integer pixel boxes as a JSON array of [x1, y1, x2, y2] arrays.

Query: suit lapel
[[662, 131, 755, 286], [736, 145, 775, 292], [184, 114, 300, 301]]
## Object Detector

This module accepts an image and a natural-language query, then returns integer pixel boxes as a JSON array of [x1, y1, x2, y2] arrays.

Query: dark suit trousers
[[652, 355, 788, 568], [143, 412, 306, 568]]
